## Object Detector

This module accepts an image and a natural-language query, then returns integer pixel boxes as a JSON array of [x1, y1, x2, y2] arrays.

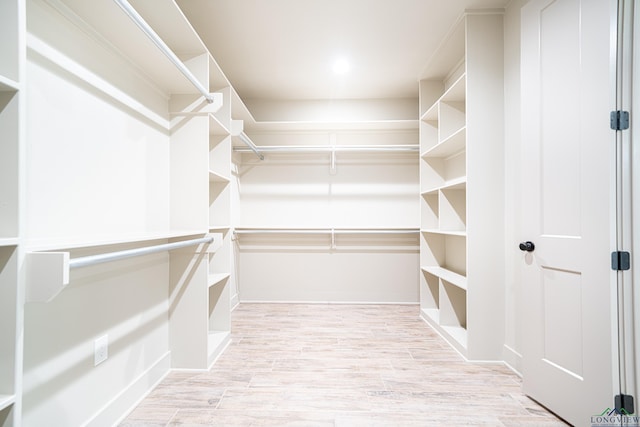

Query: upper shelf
[[0, 75, 19, 92], [25, 230, 208, 252], [53, 0, 230, 96], [244, 120, 419, 133]]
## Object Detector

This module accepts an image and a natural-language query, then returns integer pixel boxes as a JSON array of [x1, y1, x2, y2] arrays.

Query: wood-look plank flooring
[[120, 304, 567, 426]]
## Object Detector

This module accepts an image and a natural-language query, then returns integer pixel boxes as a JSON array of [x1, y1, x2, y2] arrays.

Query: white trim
[[86, 351, 171, 427], [502, 344, 523, 376]]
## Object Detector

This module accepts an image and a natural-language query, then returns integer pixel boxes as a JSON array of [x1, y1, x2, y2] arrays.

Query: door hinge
[[615, 394, 635, 415], [611, 110, 630, 130], [611, 251, 631, 271]]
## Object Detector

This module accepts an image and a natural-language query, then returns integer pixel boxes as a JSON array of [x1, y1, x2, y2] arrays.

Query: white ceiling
[[177, 0, 509, 103]]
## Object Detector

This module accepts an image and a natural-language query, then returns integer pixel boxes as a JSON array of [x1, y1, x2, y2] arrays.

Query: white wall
[[503, 0, 525, 373], [22, 1, 174, 424], [235, 128, 420, 303]]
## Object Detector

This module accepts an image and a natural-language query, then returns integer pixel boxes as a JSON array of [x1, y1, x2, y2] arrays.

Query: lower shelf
[[207, 330, 231, 366], [0, 394, 15, 412], [420, 308, 468, 355], [421, 266, 467, 290]]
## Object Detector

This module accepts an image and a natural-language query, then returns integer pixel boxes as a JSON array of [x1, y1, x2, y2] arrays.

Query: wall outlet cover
[[94, 334, 108, 366]]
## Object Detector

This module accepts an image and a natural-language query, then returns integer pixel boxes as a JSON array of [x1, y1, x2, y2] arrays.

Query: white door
[[520, 0, 616, 425]]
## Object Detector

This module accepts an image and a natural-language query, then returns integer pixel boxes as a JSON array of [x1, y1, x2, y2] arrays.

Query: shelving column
[[418, 11, 504, 361], [206, 83, 233, 365], [167, 57, 233, 369], [0, 0, 24, 425]]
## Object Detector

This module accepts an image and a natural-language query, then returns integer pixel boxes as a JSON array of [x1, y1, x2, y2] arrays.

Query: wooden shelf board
[[422, 127, 466, 159], [0, 394, 15, 411], [209, 225, 231, 232], [420, 188, 439, 197], [57, 0, 204, 95], [209, 170, 230, 183], [440, 176, 467, 191], [440, 73, 466, 102], [0, 238, 19, 247], [0, 75, 19, 92], [245, 120, 418, 132], [25, 230, 207, 252], [420, 229, 467, 237], [421, 176, 467, 194], [208, 273, 230, 288], [420, 104, 438, 122], [421, 266, 467, 290]]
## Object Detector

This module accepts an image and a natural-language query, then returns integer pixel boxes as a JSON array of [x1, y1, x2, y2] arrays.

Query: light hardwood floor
[[120, 304, 567, 426]]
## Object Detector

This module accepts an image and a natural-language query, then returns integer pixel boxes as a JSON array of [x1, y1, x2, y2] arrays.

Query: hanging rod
[[69, 236, 214, 269], [233, 144, 419, 154], [237, 132, 264, 160], [234, 228, 419, 235], [114, 0, 216, 104]]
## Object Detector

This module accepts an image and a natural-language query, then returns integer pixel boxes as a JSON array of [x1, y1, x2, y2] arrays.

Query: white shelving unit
[[0, 0, 23, 425], [21, 2, 236, 421], [418, 11, 504, 360], [167, 63, 233, 368]]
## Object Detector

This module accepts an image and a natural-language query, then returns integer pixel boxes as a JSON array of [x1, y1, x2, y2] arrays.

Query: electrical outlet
[[94, 334, 108, 366]]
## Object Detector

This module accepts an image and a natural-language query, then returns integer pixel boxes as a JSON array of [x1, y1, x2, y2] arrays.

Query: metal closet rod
[[69, 236, 213, 269], [233, 145, 419, 154], [238, 132, 264, 160], [234, 228, 419, 235], [114, 0, 216, 104]]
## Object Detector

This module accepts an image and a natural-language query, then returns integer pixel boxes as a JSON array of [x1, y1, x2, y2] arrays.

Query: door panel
[[521, 0, 615, 424]]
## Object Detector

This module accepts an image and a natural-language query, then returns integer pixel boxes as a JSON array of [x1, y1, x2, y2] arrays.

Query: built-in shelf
[[0, 76, 19, 92], [422, 127, 466, 159], [418, 12, 504, 361], [208, 273, 230, 288], [235, 227, 420, 234], [421, 266, 467, 290], [25, 230, 208, 252], [0, 238, 19, 247], [0, 394, 15, 412], [421, 176, 467, 195], [244, 120, 419, 133], [209, 170, 230, 183], [420, 229, 467, 237]]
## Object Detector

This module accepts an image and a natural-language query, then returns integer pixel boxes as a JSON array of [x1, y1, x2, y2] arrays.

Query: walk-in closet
[[1, 0, 635, 426]]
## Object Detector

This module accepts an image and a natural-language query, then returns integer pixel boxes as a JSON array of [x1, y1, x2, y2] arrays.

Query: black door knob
[[519, 241, 535, 252]]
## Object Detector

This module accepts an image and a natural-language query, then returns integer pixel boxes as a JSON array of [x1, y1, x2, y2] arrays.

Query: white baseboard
[[230, 293, 239, 311], [85, 351, 171, 427], [502, 344, 523, 376]]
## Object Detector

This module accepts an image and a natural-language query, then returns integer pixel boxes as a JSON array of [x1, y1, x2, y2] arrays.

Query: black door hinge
[[615, 394, 635, 415], [611, 110, 630, 130], [612, 251, 631, 271]]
